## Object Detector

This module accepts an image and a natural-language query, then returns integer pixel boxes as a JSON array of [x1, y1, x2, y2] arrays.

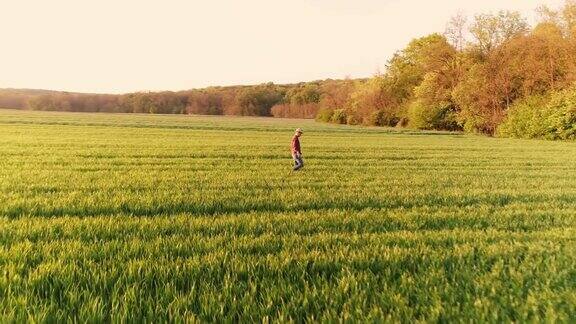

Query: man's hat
[[295, 128, 303, 134]]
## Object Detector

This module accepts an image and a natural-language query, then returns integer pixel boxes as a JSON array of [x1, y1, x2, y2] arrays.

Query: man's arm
[[296, 138, 302, 156]]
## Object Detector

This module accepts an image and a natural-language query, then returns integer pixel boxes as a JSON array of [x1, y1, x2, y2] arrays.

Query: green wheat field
[[0, 109, 575, 322]]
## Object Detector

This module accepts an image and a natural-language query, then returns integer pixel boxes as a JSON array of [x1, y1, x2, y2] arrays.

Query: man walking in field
[[291, 128, 304, 171]]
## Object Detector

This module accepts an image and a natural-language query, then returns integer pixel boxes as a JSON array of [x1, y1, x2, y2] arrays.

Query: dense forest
[[1, 1, 575, 139]]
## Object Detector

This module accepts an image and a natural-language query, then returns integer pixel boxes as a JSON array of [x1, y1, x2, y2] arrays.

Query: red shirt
[[291, 135, 301, 154]]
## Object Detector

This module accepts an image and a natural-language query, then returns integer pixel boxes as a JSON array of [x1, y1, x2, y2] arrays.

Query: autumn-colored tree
[[469, 11, 529, 56], [347, 76, 398, 126], [450, 11, 530, 134], [286, 83, 321, 105], [187, 89, 224, 115], [318, 78, 355, 111], [235, 83, 283, 116], [312, 78, 356, 122], [511, 23, 575, 93], [269, 83, 322, 119]]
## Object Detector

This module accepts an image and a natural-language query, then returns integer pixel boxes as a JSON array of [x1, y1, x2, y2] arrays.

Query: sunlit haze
[[0, 0, 566, 93]]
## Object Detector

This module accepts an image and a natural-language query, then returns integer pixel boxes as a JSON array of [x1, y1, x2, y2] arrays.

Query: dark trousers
[[293, 153, 304, 171]]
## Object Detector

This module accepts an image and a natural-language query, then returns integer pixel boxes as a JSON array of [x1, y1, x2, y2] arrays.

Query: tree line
[[0, 80, 355, 120], [1, 1, 575, 139]]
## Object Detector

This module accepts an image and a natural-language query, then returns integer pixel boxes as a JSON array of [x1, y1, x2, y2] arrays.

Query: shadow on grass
[[4, 192, 575, 219]]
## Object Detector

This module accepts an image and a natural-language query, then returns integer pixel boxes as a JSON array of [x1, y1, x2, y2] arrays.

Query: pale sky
[[0, 0, 566, 94]]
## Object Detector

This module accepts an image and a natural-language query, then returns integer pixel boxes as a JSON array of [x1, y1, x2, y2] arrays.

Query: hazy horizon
[[0, 0, 566, 94]]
